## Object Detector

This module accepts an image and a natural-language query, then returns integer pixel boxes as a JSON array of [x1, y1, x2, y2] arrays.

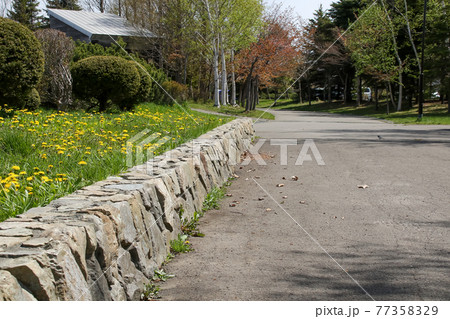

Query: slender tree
[[236, 5, 299, 111]]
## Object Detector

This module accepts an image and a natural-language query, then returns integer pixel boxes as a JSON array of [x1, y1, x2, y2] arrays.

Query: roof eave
[[48, 9, 93, 38]]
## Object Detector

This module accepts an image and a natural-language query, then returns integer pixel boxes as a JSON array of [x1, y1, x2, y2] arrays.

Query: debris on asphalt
[[291, 176, 299, 181], [276, 183, 284, 187], [357, 185, 369, 189]]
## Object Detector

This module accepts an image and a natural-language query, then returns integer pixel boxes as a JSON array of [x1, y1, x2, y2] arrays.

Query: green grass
[[170, 234, 193, 253], [0, 103, 230, 221], [188, 101, 275, 120], [202, 186, 226, 211], [259, 99, 450, 125], [141, 282, 160, 300]]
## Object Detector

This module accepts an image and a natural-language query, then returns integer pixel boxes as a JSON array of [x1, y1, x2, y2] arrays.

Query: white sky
[[34, 0, 334, 21], [274, 0, 335, 20]]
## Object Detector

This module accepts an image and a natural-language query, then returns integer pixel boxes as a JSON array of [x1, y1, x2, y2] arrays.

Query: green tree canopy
[[46, 0, 82, 11], [8, 0, 43, 30]]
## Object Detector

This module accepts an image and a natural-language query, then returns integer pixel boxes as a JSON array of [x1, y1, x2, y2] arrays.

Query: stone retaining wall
[[0, 119, 254, 300]]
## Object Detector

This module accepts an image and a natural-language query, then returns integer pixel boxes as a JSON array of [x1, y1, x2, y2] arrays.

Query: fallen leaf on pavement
[[276, 183, 284, 187], [282, 196, 288, 199], [357, 185, 369, 189], [229, 203, 236, 207], [299, 201, 306, 204], [258, 197, 264, 201], [265, 208, 272, 212], [225, 194, 233, 197], [291, 176, 299, 181]]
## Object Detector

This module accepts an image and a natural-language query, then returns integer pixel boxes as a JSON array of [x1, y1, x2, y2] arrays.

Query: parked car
[[363, 87, 372, 101], [431, 91, 440, 99]]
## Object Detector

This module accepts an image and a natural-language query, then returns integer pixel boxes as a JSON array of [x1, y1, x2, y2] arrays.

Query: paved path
[[159, 110, 450, 301], [191, 108, 244, 118]]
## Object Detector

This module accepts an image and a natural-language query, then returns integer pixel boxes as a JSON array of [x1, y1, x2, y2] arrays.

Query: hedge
[[0, 17, 44, 108], [71, 56, 140, 111]]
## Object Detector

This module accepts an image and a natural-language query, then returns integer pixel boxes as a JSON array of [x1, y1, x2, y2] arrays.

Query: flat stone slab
[[21, 238, 51, 248], [0, 228, 34, 237]]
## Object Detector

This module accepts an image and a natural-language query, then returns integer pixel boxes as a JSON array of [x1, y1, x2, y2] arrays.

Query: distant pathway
[[191, 108, 241, 118], [159, 109, 450, 300]]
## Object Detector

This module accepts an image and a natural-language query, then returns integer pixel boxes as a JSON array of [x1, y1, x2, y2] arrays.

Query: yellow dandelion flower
[[11, 166, 20, 170], [78, 161, 87, 165]]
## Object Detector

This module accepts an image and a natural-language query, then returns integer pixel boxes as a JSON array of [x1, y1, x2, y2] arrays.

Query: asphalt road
[[159, 110, 450, 301]]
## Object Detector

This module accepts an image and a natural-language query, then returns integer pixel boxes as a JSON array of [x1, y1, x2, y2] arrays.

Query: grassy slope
[[188, 101, 275, 120], [258, 99, 450, 125], [0, 103, 230, 221]]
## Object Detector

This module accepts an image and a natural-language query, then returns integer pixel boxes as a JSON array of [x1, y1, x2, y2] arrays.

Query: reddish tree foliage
[[236, 6, 301, 111]]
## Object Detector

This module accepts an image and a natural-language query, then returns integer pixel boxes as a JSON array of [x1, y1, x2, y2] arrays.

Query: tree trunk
[[239, 83, 244, 106], [375, 86, 379, 110], [386, 84, 390, 115], [212, 37, 220, 107], [246, 77, 253, 111], [230, 49, 236, 106], [308, 78, 311, 106], [243, 58, 258, 111], [397, 72, 403, 111], [183, 54, 188, 85], [298, 80, 303, 104], [447, 79, 450, 113], [327, 73, 332, 103], [255, 76, 259, 107], [357, 75, 362, 106], [388, 81, 396, 107], [344, 73, 348, 104], [220, 34, 227, 106]]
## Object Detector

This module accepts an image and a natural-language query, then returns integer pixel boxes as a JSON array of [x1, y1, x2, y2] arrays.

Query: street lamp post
[[418, 0, 428, 119]]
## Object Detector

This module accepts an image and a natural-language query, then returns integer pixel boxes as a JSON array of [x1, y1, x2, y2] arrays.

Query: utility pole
[[418, 0, 428, 119]]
